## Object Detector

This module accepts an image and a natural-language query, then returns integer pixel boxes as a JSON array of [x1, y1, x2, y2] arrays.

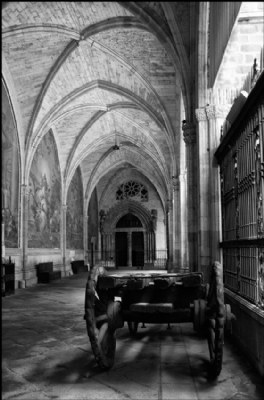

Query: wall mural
[[66, 167, 83, 249], [28, 130, 61, 248], [1, 81, 19, 248]]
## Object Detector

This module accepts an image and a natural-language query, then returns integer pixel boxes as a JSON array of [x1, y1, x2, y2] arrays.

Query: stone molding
[[21, 184, 30, 197], [103, 199, 152, 233], [205, 104, 231, 120], [172, 175, 180, 192], [195, 105, 231, 122], [195, 108, 207, 122], [182, 121, 196, 144], [166, 199, 173, 212]]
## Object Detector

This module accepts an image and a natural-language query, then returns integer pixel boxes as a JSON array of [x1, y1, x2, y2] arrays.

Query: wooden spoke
[[127, 321, 139, 336], [84, 267, 116, 370], [224, 304, 233, 333], [193, 299, 207, 335], [107, 301, 124, 331]]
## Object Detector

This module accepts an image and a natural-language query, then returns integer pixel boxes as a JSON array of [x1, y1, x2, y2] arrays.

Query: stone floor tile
[[162, 383, 198, 400], [2, 273, 264, 400]]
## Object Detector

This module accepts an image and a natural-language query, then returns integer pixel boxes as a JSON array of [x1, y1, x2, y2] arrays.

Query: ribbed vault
[[2, 1, 195, 266], [103, 199, 153, 233]]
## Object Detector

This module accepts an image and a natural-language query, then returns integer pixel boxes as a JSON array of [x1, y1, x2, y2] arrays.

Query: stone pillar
[[145, 231, 151, 264], [182, 121, 198, 272], [61, 204, 68, 276], [179, 171, 188, 270], [166, 199, 173, 271], [195, 108, 210, 279], [172, 175, 180, 267], [108, 233, 111, 254], [143, 231, 147, 264], [84, 215, 88, 264], [21, 184, 29, 286], [127, 231, 132, 267], [98, 223, 101, 254], [105, 233, 108, 254], [2, 209, 5, 260], [111, 233, 115, 264], [101, 233, 105, 258], [205, 104, 230, 266]]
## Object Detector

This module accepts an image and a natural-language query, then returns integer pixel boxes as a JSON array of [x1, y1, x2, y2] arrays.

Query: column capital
[[182, 121, 196, 144], [171, 175, 180, 192], [205, 104, 231, 120], [195, 107, 207, 122]]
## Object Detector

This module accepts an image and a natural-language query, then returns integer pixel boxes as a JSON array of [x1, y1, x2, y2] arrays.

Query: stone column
[[21, 184, 29, 286], [182, 121, 198, 272], [179, 171, 188, 270], [143, 231, 147, 264], [83, 215, 88, 264], [172, 175, 180, 267], [61, 204, 68, 276], [166, 199, 173, 271], [2, 209, 5, 260], [195, 108, 210, 279], [145, 231, 150, 264], [111, 233, 115, 264], [98, 222, 101, 254], [101, 233, 105, 259], [205, 104, 230, 266], [127, 231, 132, 267]]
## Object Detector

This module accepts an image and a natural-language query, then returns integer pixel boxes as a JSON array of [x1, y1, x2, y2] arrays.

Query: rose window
[[116, 181, 148, 201]]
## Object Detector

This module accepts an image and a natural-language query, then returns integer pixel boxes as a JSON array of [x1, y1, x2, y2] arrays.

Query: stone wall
[[215, 2, 264, 91]]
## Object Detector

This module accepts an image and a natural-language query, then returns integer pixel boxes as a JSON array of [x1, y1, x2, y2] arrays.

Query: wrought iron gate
[[215, 71, 264, 308]]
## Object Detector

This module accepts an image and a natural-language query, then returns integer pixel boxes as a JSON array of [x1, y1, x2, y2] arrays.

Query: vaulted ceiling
[[2, 2, 196, 209]]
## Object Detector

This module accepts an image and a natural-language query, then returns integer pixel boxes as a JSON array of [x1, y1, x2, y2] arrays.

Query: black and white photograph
[[2, 2, 264, 399]]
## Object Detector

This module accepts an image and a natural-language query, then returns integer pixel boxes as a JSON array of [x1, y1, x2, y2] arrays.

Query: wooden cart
[[84, 261, 235, 378]]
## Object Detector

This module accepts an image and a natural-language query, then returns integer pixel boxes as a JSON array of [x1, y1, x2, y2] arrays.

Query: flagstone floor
[[2, 272, 264, 400]]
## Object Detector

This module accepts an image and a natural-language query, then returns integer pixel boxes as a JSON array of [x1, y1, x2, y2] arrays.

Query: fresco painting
[[66, 167, 83, 249], [2, 82, 19, 248], [28, 130, 61, 248]]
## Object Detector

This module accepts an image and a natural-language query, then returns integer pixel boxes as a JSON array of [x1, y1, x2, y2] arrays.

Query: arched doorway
[[115, 213, 144, 267]]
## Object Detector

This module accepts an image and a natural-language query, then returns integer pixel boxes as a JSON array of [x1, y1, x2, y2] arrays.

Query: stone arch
[[100, 199, 157, 268], [103, 199, 153, 234]]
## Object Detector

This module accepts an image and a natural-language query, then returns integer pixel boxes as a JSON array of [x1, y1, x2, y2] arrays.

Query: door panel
[[115, 232, 128, 267], [132, 231, 144, 267]]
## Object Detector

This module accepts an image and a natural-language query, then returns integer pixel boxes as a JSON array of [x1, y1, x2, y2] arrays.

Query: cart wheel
[[128, 321, 139, 336], [206, 261, 225, 378], [107, 301, 124, 331], [98, 322, 116, 368], [224, 304, 233, 333], [84, 275, 116, 370], [193, 299, 207, 335]]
